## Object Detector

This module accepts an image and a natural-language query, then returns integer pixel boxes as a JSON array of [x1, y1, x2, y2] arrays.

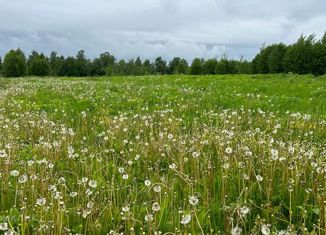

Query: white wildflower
[[145, 214, 153, 222], [153, 185, 161, 193], [189, 195, 199, 206], [144, 180, 151, 187], [36, 198, 46, 206], [256, 175, 263, 182], [225, 147, 233, 154], [180, 214, 191, 225], [88, 180, 97, 188], [231, 226, 242, 235], [10, 170, 19, 177], [261, 224, 271, 235], [152, 202, 160, 212]]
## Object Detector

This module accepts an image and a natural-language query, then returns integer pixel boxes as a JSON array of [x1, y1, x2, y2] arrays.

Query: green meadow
[[0, 74, 325, 234]]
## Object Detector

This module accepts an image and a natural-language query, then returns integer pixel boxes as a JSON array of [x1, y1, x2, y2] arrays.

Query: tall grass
[[0, 74, 325, 234]]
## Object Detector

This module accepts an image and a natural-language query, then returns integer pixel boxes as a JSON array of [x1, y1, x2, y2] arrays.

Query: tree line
[[0, 33, 325, 77]]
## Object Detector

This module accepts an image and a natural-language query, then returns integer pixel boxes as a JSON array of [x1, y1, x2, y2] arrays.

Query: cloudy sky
[[0, 0, 325, 61]]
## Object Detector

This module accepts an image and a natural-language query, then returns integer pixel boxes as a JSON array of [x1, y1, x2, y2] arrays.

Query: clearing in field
[[0, 74, 325, 234]]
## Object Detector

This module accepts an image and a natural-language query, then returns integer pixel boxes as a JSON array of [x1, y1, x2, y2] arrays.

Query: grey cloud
[[0, 0, 325, 61]]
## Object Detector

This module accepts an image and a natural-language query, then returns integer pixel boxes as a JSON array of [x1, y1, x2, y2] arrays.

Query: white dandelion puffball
[[231, 226, 242, 235], [189, 195, 199, 205], [145, 214, 153, 222], [122, 174, 129, 180], [152, 202, 160, 212], [36, 198, 46, 206], [240, 206, 250, 217], [122, 205, 130, 212], [144, 180, 151, 187], [153, 185, 161, 193], [88, 180, 97, 188], [225, 147, 233, 154], [69, 192, 78, 198], [261, 224, 271, 235], [180, 214, 191, 225], [87, 201, 94, 209], [256, 175, 263, 182], [10, 170, 19, 177]]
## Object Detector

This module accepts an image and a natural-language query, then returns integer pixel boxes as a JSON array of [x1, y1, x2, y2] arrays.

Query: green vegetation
[[27, 51, 51, 77], [2, 49, 27, 77], [0, 74, 325, 234], [1, 33, 326, 78]]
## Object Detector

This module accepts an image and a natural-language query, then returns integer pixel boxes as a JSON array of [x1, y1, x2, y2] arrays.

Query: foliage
[[154, 57, 167, 75], [311, 36, 326, 75], [267, 44, 287, 73], [2, 49, 27, 77], [168, 57, 189, 74], [2, 33, 326, 77], [203, 58, 217, 74], [0, 56, 2, 75], [252, 45, 273, 74], [283, 35, 315, 74], [27, 51, 50, 76], [49, 51, 65, 76], [190, 58, 204, 75]]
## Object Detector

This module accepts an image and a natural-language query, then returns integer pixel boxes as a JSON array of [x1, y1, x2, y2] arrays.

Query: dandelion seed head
[[10, 170, 19, 177], [231, 226, 242, 235], [189, 195, 199, 206], [88, 180, 97, 188], [225, 147, 233, 154], [145, 214, 153, 222], [256, 175, 263, 182], [180, 214, 191, 225], [36, 198, 46, 206], [144, 180, 151, 187], [152, 202, 160, 212]]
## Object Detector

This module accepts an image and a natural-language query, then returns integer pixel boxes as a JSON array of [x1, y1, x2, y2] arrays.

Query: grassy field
[[0, 74, 325, 234]]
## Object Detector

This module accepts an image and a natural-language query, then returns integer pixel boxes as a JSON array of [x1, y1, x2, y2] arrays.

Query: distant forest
[[0, 33, 325, 77]]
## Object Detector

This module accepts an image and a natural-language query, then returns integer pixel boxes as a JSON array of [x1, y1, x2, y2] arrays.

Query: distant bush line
[[0, 33, 325, 77]]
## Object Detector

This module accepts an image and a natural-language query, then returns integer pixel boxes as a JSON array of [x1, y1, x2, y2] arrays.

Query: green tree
[[283, 35, 315, 74], [135, 57, 142, 67], [190, 58, 204, 75], [168, 57, 181, 74], [108, 59, 127, 76], [203, 59, 217, 74], [215, 59, 228, 74], [267, 44, 287, 73], [154, 57, 167, 75], [168, 57, 188, 74], [134, 57, 144, 75], [0, 56, 2, 75], [75, 50, 89, 76], [125, 59, 136, 75], [236, 58, 252, 74], [175, 59, 188, 74], [89, 58, 106, 76], [58, 57, 78, 77], [311, 33, 326, 75], [227, 60, 238, 74], [49, 51, 65, 76], [27, 51, 50, 76], [2, 49, 27, 77], [143, 59, 154, 75], [90, 52, 116, 76], [100, 52, 116, 67], [252, 45, 273, 74]]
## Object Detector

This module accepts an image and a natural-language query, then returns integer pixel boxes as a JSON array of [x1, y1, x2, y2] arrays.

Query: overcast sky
[[0, 0, 325, 61]]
